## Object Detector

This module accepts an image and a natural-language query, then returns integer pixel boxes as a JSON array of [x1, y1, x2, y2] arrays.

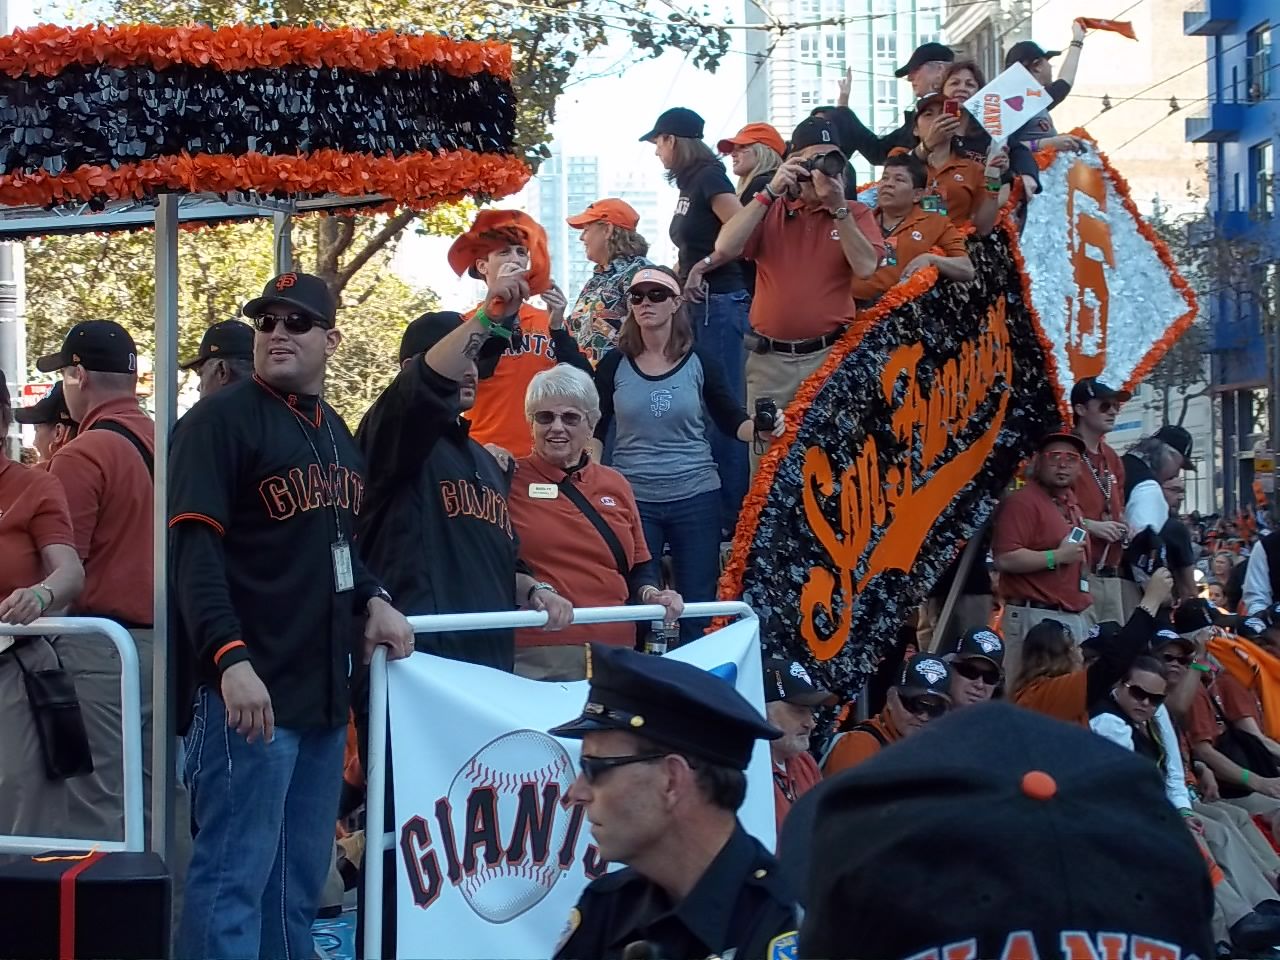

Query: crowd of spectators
[[2, 23, 1267, 960]]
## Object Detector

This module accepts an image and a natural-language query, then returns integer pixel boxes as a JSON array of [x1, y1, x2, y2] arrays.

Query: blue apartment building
[[1185, 0, 1278, 510]]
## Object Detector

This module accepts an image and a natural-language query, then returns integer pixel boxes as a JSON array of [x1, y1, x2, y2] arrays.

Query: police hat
[[548, 644, 781, 770]]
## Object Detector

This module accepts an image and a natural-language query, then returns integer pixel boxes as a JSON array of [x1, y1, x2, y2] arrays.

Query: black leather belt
[[1008, 599, 1070, 612], [747, 329, 841, 355], [1094, 566, 1120, 578]]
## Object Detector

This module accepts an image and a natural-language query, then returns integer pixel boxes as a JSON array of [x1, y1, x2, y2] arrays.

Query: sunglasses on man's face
[[253, 312, 324, 335], [1043, 451, 1082, 465], [951, 660, 1001, 685], [1160, 652, 1192, 667], [578, 753, 667, 784], [628, 288, 676, 305], [533, 410, 585, 427], [900, 694, 948, 719], [1097, 401, 1121, 414], [1122, 681, 1166, 706]]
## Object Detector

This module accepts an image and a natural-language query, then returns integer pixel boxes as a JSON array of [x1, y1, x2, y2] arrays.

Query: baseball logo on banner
[[387, 619, 773, 958]]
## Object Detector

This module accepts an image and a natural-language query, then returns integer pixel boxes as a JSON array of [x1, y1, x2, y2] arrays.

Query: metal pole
[[152, 194, 179, 868], [0, 242, 21, 460], [273, 211, 293, 273]]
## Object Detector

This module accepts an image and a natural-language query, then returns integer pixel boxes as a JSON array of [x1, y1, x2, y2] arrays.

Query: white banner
[[962, 63, 1048, 144], [386, 619, 774, 959]]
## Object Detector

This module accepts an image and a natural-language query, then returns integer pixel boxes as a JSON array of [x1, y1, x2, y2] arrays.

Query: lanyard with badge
[[1049, 489, 1090, 596], [279, 397, 354, 593], [1081, 446, 1122, 573]]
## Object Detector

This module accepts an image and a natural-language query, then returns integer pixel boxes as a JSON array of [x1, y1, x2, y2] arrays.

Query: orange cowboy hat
[[446, 209, 552, 295]]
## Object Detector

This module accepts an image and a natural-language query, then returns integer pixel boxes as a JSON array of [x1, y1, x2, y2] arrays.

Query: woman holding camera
[[592, 267, 784, 643]]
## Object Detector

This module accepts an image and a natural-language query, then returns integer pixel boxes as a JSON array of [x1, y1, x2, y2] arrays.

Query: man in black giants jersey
[[169, 271, 414, 960]]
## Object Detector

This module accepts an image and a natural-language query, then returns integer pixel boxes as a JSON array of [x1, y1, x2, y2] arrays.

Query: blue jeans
[[638, 489, 723, 644], [179, 687, 346, 960], [693, 289, 750, 536]]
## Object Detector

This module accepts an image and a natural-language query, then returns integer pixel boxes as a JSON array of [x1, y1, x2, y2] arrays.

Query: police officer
[[548, 644, 799, 960], [180, 318, 255, 399]]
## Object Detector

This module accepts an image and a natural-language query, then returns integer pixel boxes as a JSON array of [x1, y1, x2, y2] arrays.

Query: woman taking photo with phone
[[640, 107, 748, 535], [592, 266, 783, 643]]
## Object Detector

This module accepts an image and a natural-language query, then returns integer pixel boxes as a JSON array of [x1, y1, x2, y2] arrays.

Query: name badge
[[332, 540, 354, 593], [529, 483, 560, 500]]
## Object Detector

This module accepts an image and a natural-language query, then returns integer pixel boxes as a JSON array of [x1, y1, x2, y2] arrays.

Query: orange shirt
[[851, 206, 968, 301], [1185, 674, 1263, 746], [0, 458, 75, 596], [773, 751, 822, 839], [1072, 439, 1126, 569], [991, 482, 1090, 613], [927, 155, 985, 226], [743, 198, 885, 341], [509, 453, 651, 649], [1012, 671, 1089, 727], [47, 395, 154, 625], [464, 303, 557, 457], [822, 712, 901, 775]]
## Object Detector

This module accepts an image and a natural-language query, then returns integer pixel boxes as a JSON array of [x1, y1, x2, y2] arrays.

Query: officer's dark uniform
[[548, 645, 800, 960]]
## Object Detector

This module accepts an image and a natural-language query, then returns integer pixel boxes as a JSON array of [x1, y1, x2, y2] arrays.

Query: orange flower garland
[[0, 23, 511, 80]]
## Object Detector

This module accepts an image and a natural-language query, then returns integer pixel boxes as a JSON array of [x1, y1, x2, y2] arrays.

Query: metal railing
[[361, 601, 756, 960], [0, 617, 144, 854]]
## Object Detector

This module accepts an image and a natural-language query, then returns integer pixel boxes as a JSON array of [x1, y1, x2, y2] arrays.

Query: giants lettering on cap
[[275, 273, 298, 291]]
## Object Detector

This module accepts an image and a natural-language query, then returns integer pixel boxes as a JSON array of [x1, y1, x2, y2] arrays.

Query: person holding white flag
[[548, 644, 800, 959]]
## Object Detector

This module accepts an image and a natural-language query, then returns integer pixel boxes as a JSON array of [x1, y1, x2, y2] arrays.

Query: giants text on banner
[[962, 63, 1048, 144], [386, 619, 773, 960]]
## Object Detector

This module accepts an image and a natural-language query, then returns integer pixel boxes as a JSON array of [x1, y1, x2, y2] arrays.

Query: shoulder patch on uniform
[[767, 931, 798, 960], [554, 907, 581, 955]]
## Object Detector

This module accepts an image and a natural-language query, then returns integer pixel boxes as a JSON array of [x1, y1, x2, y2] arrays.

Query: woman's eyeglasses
[[951, 660, 1001, 686], [578, 753, 667, 784], [252, 312, 322, 335], [628, 288, 676, 305], [1122, 681, 1166, 706], [533, 410, 585, 427]]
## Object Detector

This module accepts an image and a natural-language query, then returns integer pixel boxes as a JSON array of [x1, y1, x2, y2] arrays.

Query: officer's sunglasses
[[253, 312, 324, 335], [578, 752, 668, 784]]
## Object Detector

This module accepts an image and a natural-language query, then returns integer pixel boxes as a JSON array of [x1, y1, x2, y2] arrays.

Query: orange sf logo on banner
[[1064, 159, 1114, 382], [798, 299, 1014, 660]]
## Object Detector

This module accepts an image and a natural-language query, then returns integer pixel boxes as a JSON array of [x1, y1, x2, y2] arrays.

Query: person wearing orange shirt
[[852, 153, 974, 305], [913, 91, 1003, 234], [822, 653, 951, 775], [447, 209, 593, 457], [763, 657, 833, 837]]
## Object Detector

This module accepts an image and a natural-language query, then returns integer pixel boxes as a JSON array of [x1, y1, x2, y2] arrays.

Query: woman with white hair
[[508, 364, 683, 681]]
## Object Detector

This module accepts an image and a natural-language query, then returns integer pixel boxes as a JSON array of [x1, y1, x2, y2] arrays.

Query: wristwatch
[[830, 206, 850, 220], [527, 581, 558, 605], [367, 587, 393, 608], [702, 255, 715, 268]]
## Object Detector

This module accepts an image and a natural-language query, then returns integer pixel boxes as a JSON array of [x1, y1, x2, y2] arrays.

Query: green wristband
[[1243, 769, 1251, 786], [1046, 549, 1056, 571], [1190, 663, 1211, 673], [475, 305, 514, 341]]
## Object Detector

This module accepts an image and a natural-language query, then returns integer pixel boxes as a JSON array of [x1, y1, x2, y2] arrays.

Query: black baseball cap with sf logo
[[36, 320, 138, 374], [243, 272, 337, 329]]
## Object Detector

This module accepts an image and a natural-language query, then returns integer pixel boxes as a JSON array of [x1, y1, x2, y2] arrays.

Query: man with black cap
[[714, 115, 884, 472], [1071, 376, 1132, 623], [785, 703, 1215, 959], [763, 657, 834, 833], [811, 42, 955, 166], [548, 644, 798, 959], [180, 318, 255, 400], [823, 652, 951, 775], [1006, 26, 1089, 163], [940, 626, 1004, 707], [13, 381, 77, 462], [169, 271, 415, 959], [36, 319, 156, 840], [992, 429, 1094, 681], [1123, 427, 1197, 608]]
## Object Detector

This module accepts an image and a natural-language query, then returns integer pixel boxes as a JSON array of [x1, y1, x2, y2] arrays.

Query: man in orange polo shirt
[[37, 320, 156, 841], [448, 209, 593, 457], [822, 653, 951, 775], [852, 153, 974, 305], [713, 115, 884, 474], [914, 93, 1002, 234]]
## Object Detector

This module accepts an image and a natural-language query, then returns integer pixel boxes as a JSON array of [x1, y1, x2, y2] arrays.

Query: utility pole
[[0, 0, 24, 462]]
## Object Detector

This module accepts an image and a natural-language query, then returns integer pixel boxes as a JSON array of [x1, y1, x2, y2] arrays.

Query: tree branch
[[333, 211, 417, 295]]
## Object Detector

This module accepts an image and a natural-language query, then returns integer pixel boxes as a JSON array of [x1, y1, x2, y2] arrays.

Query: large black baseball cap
[[1070, 376, 1132, 406], [895, 41, 955, 78], [638, 107, 704, 143], [1155, 424, 1196, 471], [1006, 40, 1061, 68], [243, 272, 337, 328], [13, 381, 76, 427], [399, 311, 464, 363], [781, 703, 1214, 958], [788, 116, 840, 154], [939, 626, 1005, 669], [763, 658, 836, 707], [36, 320, 138, 374], [180, 320, 255, 371]]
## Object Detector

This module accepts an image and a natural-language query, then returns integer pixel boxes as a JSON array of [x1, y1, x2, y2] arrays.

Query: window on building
[[799, 0, 820, 19], [799, 85, 822, 107], [1250, 139, 1274, 219], [875, 78, 895, 104], [1247, 24, 1273, 102], [874, 33, 896, 60], [799, 33, 819, 60], [824, 31, 846, 61]]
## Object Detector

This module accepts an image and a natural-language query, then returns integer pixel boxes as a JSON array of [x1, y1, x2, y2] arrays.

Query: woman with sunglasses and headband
[[592, 266, 784, 645], [509, 364, 683, 682], [1010, 566, 1171, 727]]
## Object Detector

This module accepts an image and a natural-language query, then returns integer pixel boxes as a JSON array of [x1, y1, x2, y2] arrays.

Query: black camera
[[754, 396, 778, 433], [797, 150, 846, 180]]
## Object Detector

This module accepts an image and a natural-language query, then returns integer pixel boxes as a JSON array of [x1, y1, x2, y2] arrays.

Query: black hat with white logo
[[763, 658, 837, 706], [788, 116, 839, 153]]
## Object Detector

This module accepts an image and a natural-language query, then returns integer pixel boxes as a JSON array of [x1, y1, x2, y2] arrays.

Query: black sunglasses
[[899, 694, 948, 719], [1098, 400, 1121, 413], [533, 410, 585, 427], [1123, 681, 1166, 706], [628, 288, 676, 305], [578, 753, 668, 784], [252, 312, 324, 335], [952, 660, 1001, 685], [1159, 652, 1192, 667]]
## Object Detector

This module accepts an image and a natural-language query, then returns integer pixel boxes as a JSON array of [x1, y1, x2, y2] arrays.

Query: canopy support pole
[[273, 211, 293, 273]]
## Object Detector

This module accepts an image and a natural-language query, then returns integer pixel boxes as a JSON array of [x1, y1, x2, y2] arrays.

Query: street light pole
[[0, 0, 25, 462]]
